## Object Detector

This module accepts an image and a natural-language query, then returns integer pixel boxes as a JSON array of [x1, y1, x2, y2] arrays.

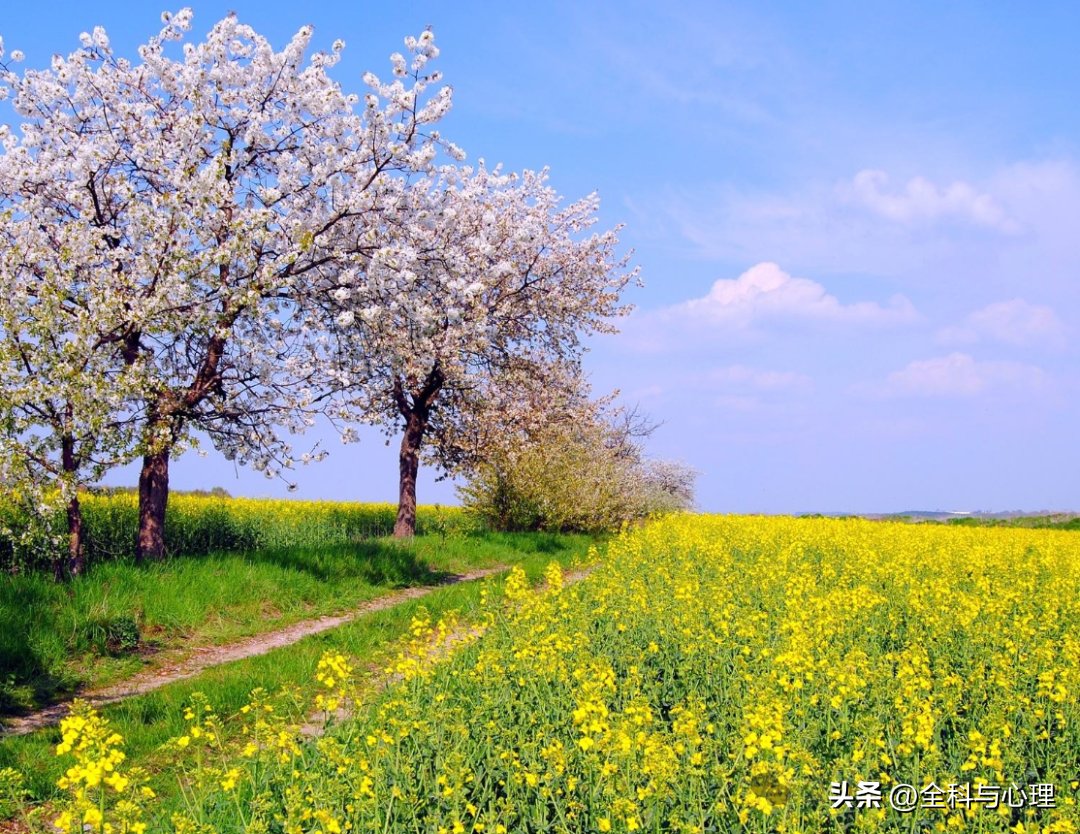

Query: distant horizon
[[84, 479, 1080, 519]]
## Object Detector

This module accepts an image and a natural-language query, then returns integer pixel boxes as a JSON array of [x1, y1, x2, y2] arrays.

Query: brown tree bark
[[392, 366, 444, 539], [135, 448, 170, 562], [66, 494, 85, 578], [130, 328, 225, 564], [393, 410, 427, 538], [54, 432, 85, 581]]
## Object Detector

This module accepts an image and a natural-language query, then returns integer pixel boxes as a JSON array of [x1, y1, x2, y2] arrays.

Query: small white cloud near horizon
[[938, 299, 1067, 349], [703, 364, 812, 390], [840, 170, 1021, 234], [705, 365, 812, 413], [666, 262, 919, 329], [623, 384, 665, 403], [884, 352, 1046, 398]]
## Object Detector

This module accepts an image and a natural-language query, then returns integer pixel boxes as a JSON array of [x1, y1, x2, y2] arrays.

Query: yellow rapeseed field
[[1, 493, 468, 568], [14, 515, 1080, 833]]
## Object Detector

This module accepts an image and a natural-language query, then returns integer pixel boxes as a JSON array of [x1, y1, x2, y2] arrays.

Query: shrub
[[459, 420, 698, 533]]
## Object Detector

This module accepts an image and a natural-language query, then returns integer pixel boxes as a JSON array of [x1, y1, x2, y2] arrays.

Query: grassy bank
[[0, 530, 582, 716], [0, 531, 597, 810]]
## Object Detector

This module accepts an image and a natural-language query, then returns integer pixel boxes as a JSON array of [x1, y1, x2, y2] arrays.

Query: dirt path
[[297, 563, 600, 736], [1, 565, 510, 738]]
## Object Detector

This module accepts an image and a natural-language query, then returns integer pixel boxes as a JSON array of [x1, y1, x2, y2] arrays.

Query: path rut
[[297, 563, 600, 736]]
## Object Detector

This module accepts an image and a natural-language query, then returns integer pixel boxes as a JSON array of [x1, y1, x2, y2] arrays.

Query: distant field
[[11, 515, 1080, 833], [806, 511, 1080, 530], [0, 493, 468, 571]]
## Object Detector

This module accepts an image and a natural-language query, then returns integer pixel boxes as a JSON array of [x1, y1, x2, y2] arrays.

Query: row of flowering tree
[[0, 10, 639, 578]]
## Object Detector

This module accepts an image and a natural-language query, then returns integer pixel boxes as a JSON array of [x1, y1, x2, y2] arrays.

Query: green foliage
[[942, 514, 1080, 530], [94, 615, 141, 657], [460, 425, 697, 534]]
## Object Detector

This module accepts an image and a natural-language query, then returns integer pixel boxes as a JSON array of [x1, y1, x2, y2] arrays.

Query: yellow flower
[[220, 769, 240, 791]]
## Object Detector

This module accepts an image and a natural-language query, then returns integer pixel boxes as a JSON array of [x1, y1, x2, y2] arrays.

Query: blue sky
[[3, 1, 1078, 513]]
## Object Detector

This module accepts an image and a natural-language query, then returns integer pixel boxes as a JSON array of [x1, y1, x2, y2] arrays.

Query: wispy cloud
[[938, 299, 1067, 349], [698, 364, 812, 413], [883, 352, 1047, 398], [838, 170, 1021, 233], [654, 161, 1073, 279], [702, 364, 812, 390]]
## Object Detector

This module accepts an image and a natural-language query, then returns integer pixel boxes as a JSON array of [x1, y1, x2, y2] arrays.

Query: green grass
[[0, 531, 596, 810], [0, 531, 584, 717]]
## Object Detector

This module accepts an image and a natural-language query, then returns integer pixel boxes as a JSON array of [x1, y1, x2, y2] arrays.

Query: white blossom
[[322, 162, 638, 535], [1, 11, 462, 556]]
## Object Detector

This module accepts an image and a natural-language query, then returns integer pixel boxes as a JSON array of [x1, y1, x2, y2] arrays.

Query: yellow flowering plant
[[20, 520, 1080, 833]]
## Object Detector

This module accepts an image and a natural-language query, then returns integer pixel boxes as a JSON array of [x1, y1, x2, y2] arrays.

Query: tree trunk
[[135, 449, 170, 562], [67, 494, 85, 578], [54, 432, 84, 582], [393, 411, 427, 538], [52, 546, 68, 584]]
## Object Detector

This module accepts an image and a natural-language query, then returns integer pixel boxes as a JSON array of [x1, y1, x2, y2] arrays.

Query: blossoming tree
[[0, 12, 459, 561], [0, 218, 147, 578], [323, 164, 638, 537]]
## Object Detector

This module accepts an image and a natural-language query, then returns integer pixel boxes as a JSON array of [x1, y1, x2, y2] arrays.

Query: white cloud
[[667, 262, 919, 328], [839, 170, 1020, 233], [884, 352, 1046, 398], [713, 395, 763, 412], [655, 161, 1071, 279], [702, 365, 812, 413], [704, 364, 812, 390], [938, 299, 1067, 349]]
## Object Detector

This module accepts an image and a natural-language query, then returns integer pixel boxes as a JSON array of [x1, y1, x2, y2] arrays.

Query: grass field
[[0, 530, 596, 813], [8, 514, 1080, 833], [0, 496, 476, 715], [0, 531, 573, 716]]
